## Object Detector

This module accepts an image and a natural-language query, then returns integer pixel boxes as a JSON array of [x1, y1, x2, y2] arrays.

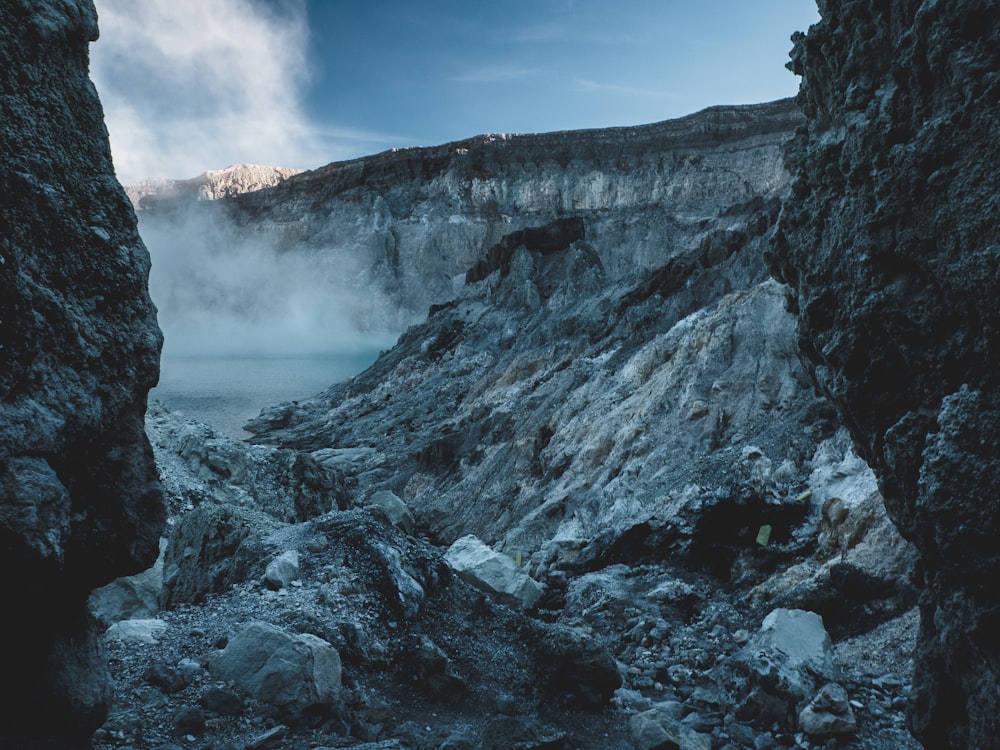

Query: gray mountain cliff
[[139, 99, 802, 333]]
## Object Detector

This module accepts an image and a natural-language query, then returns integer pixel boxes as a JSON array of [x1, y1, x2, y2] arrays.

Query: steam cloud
[[90, 0, 391, 184], [141, 206, 403, 357]]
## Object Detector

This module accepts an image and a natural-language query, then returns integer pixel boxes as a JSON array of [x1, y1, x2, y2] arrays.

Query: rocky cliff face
[[0, 1, 164, 745], [138, 100, 801, 332], [769, 1, 1000, 747]]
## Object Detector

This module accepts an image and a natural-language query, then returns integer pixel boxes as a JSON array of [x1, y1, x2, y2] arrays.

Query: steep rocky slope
[[112, 200, 921, 747], [0, 1, 164, 747], [247, 212, 827, 564], [769, 1, 1000, 747], [137, 100, 801, 333]]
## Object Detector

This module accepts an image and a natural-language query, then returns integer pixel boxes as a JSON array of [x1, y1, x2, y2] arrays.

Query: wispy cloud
[[508, 23, 567, 43], [90, 0, 395, 183], [452, 64, 543, 84], [574, 78, 676, 99]]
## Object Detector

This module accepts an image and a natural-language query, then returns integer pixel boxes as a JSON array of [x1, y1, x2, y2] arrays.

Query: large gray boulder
[[444, 535, 543, 610], [0, 1, 164, 744], [210, 621, 341, 720], [722, 608, 842, 727]]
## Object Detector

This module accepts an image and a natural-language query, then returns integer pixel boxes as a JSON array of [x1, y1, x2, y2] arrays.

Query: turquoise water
[[151, 350, 383, 438]]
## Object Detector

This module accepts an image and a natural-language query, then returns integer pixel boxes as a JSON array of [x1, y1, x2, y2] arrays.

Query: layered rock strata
[[0, 1, 164, 745], [138, 100, 802, 330], [768, 1, 1000, 746], [247, 209, 831, 576]]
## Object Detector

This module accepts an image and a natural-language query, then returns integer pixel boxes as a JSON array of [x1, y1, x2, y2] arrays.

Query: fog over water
[[143, 204, 402, 437]]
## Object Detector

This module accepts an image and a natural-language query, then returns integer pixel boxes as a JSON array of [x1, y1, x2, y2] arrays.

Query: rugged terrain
[[89, 98, 925, 747], [768, 0, 1000, 746], [8, 0, 993, 748], [0, 1, 164, 747]]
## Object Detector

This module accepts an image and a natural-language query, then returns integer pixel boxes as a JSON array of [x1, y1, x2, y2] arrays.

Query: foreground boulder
[[444, 534, 543, 609], [0, 1, 164, 745], [722, 608, 842, 727], [210, 621, 341, 721], [769, 1, 1000, 746]]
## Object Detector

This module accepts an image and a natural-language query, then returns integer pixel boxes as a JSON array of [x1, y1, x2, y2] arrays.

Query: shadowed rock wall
[[769, 1, 1000, 746], [0, 1, 165, 745]]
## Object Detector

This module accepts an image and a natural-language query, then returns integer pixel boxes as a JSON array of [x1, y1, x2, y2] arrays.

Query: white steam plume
[[90, 0, 378, 183], [140, 205, 403, 357]]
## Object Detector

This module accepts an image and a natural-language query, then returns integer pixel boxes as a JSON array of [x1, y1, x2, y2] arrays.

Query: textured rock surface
[[444, 534, 543, 610], [0, 1, 164, 744], [209, 620, 341, 717], [139, 100, 801, 331], [97, 95, 925, 744], [769, 1, 1000, 746], [247, 209, 831, 575]]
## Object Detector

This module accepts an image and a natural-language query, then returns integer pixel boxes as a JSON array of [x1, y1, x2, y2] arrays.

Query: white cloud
[[90, 0, 387, 184]]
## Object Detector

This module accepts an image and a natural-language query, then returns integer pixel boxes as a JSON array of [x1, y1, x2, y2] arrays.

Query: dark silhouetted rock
[[769, 1, 1000, 746], [0, 1, 164, 745]]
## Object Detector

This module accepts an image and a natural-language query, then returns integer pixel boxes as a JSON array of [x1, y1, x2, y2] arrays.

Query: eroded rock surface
[[0, 1, 164, 745], [769, 1, 1000, 746], [137, 100, 802, 331]]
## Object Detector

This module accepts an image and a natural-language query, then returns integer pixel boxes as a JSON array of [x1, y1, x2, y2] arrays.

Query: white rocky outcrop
[[126, 164, 303, 209], [444, 534, 543, 609]]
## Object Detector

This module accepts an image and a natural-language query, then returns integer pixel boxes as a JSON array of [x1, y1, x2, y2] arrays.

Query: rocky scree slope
[[95, 388, 919, 749], [0, 1, 164, 747], [136, 100, 801, 331], [88, 98, 923, 746], [769, 1, 1000, 747], [233, 203, 919, 745]]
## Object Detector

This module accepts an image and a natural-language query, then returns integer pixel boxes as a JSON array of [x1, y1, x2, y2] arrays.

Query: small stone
[[144, 662, 189, 694], [173, 706, 205, 737], [200, 686, 243, 716], [104, 618, 168, 644], [799, 683, 858, 737], [263, 549, 299, 590]]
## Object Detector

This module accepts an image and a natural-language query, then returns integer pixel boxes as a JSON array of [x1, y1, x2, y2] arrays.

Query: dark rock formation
[[0, 1, 165, 745], [769, 1, 1000, 746], [464, 217, 586, 284]]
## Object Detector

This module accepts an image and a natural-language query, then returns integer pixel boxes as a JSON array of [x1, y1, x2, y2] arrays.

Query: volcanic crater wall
[[769, 1, 1000, 747], [147, 100, 802, 329], [0, 1, 165, 744]]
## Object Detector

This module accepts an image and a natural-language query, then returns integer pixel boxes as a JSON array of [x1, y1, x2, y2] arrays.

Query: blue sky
[[91, 0, 818, 184]]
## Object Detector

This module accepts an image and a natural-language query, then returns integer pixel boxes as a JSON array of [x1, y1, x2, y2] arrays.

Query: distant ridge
[[126, 163, 304, 210]]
